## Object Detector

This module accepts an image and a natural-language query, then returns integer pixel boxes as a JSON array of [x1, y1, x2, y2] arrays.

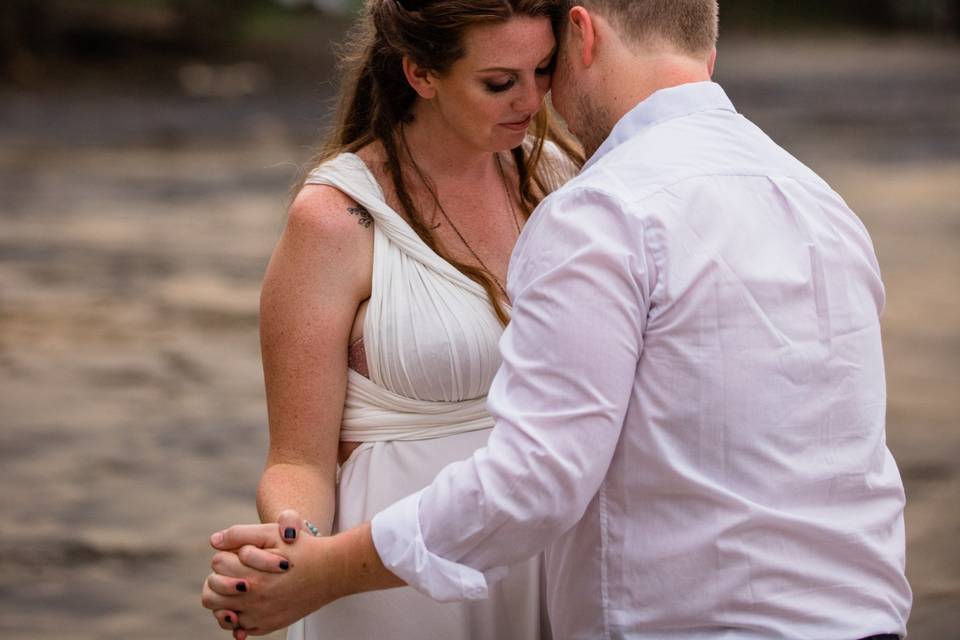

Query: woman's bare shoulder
[[288, 183, 374, 240], [353, 140, 387, 172], [268, 180, 375, 298], [353, 141, 394, 192]]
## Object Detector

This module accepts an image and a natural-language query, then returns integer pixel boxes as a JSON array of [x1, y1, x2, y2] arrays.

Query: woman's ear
[[402, 55, 437, 99]]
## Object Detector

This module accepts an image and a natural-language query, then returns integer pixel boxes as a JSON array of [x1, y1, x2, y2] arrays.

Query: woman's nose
[[513, 77, 544, 113]]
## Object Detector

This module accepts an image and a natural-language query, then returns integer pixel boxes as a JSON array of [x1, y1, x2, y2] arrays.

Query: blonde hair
[[579, 0, 718, 55]]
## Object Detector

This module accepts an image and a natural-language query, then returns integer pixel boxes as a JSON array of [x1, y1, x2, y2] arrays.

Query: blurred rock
[[178, 61, 271, 98]]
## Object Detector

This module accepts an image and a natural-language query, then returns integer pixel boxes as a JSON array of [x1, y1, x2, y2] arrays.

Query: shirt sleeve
[[371, 186, 652, 602]]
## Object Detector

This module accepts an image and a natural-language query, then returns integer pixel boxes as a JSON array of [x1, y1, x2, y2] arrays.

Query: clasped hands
[[200, 510, 337, 639]]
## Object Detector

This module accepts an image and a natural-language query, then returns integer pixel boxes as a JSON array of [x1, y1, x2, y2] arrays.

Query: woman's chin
[[490, 128, 530, 150]]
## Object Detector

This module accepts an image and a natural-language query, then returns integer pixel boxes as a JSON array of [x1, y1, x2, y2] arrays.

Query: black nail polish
[[225, 615, 233, 624], [236, 582, 247, 592], [284, 527, 296, 540], [279, 560, 290, 571]]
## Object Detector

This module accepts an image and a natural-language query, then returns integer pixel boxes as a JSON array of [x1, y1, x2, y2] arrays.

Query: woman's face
[[425, 16, 556, 152]]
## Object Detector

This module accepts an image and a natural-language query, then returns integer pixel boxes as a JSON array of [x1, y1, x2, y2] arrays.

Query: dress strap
[[304, 153, 487, 298]]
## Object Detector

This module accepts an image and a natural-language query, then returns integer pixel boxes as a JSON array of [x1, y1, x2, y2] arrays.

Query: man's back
[[533, 81, 912, 639]]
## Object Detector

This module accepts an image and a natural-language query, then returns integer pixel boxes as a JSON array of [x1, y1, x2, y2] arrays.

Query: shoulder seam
[[569, 171, 827, 210]]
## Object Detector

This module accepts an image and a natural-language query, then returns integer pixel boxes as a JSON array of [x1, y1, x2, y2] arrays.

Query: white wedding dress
[[286, 152, 553, 640]]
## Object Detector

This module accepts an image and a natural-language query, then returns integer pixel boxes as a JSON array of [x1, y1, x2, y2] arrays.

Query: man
[[202, 1, 912, 637]]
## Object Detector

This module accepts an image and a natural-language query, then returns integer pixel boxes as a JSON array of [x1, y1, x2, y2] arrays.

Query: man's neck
[[602, 55, 712, 130]]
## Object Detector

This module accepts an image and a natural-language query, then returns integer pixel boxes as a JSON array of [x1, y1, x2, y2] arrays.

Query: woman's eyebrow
[[476, 49, 557, 74], [477, 66, 520, 73]]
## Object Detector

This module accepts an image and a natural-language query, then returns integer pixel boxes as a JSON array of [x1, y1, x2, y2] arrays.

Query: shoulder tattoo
[[347, 204, 373, 228]]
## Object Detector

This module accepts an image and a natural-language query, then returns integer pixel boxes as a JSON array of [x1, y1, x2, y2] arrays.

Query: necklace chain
[[497, 153, 523, 237], [405, 137, 521, 301], [433, 153, 519, 300]]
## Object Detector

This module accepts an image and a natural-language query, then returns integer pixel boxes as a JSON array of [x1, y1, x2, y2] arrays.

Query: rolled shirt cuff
[[370, 489, 507, 602]]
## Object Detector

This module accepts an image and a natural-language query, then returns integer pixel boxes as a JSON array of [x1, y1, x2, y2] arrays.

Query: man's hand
[[202, 523, 340, 636], [201, 518, 405, 637]]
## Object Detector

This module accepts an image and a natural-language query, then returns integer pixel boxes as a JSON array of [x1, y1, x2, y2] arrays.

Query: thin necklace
[[496, 153, 523, 236], [403, 135, 520, 300]]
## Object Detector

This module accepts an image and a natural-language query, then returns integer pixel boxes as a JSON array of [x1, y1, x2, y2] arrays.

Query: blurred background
[[0, 1, 957, 638]]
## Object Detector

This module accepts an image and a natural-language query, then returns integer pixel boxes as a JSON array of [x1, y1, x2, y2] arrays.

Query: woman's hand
[[202, 523, 341, 636], [206, 510, 308, 637]]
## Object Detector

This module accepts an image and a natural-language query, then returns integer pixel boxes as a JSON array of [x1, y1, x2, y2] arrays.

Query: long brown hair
[[299, 0, 583, 324]]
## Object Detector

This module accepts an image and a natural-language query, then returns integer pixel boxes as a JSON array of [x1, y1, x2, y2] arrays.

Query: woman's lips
[[500, 115, 532, 131]]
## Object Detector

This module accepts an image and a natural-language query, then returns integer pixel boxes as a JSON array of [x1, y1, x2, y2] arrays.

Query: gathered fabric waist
[[340, 370, 495, 442]]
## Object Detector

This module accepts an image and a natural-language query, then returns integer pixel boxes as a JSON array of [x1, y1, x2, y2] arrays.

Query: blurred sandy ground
[[1, 29, 958, 640]]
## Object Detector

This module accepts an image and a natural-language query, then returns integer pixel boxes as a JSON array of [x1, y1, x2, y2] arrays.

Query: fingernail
[[236, 582, 247, 592], [225, 614, 233, 624], [284, 527, 296, 540], [211, 531, 224, 546], [279, 560, 289, 571]]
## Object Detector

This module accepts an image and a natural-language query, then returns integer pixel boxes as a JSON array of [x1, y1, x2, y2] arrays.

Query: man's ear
[[402, 55, 437, 99], [568, 6, 596, 68], [707, 48, 717, 77]]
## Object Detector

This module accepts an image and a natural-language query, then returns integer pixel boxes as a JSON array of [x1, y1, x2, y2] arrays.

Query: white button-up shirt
[[372, 81, 912, 639]]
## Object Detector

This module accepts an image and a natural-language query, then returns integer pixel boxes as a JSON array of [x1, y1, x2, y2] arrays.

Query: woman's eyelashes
[[535, 58, 556, 77], [483, 65, 554, 93], [484, 78, 516, 93]]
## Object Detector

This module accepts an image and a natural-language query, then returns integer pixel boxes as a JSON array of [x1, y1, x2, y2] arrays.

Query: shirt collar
[[582, 81, 737, 171]]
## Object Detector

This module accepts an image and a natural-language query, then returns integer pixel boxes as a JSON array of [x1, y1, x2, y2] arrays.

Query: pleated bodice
[[305, 153, 506, 441]]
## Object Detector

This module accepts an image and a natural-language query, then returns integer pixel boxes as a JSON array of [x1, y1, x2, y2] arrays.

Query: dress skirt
[[286, 428, 550, 640]]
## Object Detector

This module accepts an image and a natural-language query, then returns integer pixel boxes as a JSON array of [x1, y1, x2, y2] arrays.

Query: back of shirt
[[540, 82, 911, 639], [371, 81, 912, 640]]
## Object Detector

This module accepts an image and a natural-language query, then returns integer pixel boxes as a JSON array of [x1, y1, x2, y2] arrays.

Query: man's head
[[551, 0, 718, 156], [580, 0, 718, 56]]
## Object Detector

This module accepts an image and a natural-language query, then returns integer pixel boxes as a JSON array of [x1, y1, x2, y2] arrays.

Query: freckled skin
[[422, 17, 557, 154]]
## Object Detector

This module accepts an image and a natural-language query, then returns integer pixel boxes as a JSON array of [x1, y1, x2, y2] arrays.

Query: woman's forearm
[[256, 462, 337, 535]]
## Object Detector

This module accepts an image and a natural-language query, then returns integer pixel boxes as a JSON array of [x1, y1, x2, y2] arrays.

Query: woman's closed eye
[[484, 77, 516, 93], [535, 58, 555, 77], [484, 64, 554, 94]]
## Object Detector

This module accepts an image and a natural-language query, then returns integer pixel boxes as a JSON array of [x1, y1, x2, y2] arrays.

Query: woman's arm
[[255, 184, 374, 535]]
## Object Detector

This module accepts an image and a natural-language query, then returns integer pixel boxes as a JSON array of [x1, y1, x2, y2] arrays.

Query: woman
[[206, 0, 580, 637]]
